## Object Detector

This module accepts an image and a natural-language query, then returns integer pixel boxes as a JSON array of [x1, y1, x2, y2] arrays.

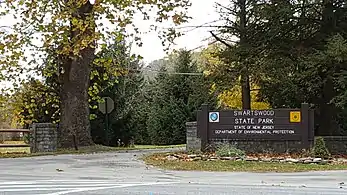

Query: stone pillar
[[30, 123, 57, 153], [186, 122, 201, 151]]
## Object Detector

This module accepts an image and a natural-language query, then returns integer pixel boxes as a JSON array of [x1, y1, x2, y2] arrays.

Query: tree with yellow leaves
[[0, 0, 191, 148], [197, 43, 270, 110]]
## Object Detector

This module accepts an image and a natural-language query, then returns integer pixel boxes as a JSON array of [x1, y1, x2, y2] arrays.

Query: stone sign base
[[29, 123, 57, 153]]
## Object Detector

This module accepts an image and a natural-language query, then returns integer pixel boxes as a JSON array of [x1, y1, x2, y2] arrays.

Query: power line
[[141, 68, 204, 76], [97, 67, 205, 94], [115, 67, 205, 76]]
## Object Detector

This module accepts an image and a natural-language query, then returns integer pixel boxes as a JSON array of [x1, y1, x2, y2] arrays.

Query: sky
[[130, 0, 222, 64]]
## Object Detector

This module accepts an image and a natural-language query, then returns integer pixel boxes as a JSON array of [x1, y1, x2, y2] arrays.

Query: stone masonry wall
[[209, 139, 310, 154], [186, 121, 347, 154], [322, 136, 347, 155], [186, 122, 201, 151], [30, 123, 57, 153]]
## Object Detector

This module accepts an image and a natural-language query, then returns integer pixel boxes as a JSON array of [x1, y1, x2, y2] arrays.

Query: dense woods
[[0, 0, 346, 147]]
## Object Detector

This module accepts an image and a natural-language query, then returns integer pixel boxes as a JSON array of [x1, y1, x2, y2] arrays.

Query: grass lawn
[[0, 141, 31, 154], [0, 143, 186, 158], [134, 144, 185, 149], [0, 147, 30, 154], [143, 153, 347, 173]]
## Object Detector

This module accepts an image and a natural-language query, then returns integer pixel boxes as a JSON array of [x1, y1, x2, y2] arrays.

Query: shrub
[[215, 143, 246, 157], [312, 137, 331, 159]]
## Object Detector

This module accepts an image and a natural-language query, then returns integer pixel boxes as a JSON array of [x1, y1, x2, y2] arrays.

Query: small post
[[301, 103, 309, 150], [105, 98, 109, 144], [31, 123, 37, 153], [308, 107, 315, 147]]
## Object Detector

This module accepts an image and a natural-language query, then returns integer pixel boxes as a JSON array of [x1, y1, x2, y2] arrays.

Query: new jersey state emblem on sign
[[290, 111, 301, 123], [209, 112, 219, 123]]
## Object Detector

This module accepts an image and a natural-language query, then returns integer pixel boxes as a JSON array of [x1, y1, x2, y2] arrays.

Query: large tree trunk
[[240, 71, 251, 109], [239, 0, 251, 109], [58, 1, 95, 148], [59, 53, 94, 148]]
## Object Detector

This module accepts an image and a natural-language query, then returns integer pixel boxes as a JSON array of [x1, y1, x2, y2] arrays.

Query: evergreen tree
[[210, 0, 270, 109], [90, 41, 144, 146], [256, 1, 347, 135], [129, 83, 152, 145], [146, 50, 216, 145], [211, 0, 347, 135]]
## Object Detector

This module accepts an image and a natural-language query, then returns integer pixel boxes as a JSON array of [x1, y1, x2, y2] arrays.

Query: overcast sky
[[131, 0, 222, 63]]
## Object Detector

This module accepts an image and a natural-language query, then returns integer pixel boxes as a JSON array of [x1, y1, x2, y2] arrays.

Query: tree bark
[[58, 1, 95, 148], [239, 0, 251, 109], [241, 70, 251, 109]]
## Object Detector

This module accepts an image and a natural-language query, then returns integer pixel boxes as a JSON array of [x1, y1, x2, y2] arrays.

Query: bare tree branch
[[210, 31, 233, 48], [215, 2, 238, 16], [0, 26, 12, 29], [169, 19, 223, 29]]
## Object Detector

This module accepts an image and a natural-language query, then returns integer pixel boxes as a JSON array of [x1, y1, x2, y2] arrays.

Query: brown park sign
[[197, 103, 314, 149]]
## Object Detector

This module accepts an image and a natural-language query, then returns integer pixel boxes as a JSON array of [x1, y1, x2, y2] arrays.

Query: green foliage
[[266, 3, 346, 136], [4, 0, 347, 147], [196, 43, 270, 109], [146, 93, 191, 145], [10, 47, 216, 146], [312, 137, 331, 159], [130, 85, 152, 145], [6, 39, 144, 146], [0, 0, 191, 84], [260, 34, 347, 134], [215, 143, 246, 158], [209, 0, 347, 136], [55, 40, 144, 147], [0, 0, 191, 148], [0, 94, 17, 128], [10, 79, 60, 127], [209, 0, 270, 109], [144, 49, 217, 145]]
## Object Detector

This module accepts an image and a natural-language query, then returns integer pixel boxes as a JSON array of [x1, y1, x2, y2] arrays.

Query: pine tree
[[90, 41, 144, 146], [146, 50, 216, 145]]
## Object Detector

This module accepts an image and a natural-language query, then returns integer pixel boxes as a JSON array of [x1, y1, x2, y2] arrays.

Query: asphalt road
[[0, 148, 347, 195]]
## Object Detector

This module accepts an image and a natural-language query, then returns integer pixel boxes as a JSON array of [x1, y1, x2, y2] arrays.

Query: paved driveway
[[0, 148, 347, 195]]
